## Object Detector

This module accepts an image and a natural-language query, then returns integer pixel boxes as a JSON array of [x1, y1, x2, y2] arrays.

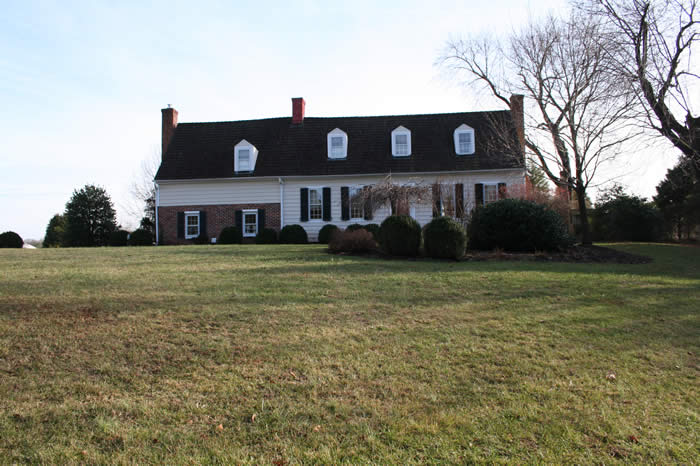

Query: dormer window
[[327, 128, 348, 159], [391, 126, 411, 157], [235, 139, 258, 173], [454, 124, 475, 155]]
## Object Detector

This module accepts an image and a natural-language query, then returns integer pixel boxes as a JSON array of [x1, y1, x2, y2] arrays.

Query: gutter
[[155, 182, 160, 245], [155, 167, 525, 184], [278, 177, 285, 229]]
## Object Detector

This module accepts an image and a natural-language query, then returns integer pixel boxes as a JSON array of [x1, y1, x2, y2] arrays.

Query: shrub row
[[108, 229, 153, 246]]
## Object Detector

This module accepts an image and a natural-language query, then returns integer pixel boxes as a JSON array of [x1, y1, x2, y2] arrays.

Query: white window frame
[[391, 126, 411, 157], [349, 186, 365, 219], [327, 128, 348, 159], [483, 183, 499, 205], [308, 187, 323, 221], [242, 209, 258, 237], [184, 211, 200, 239], [454, 124, 475, 155], [235, 139, 259, 173]]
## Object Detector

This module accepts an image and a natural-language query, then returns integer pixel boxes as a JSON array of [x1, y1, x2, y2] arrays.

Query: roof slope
[[155, 111, 523, 181]]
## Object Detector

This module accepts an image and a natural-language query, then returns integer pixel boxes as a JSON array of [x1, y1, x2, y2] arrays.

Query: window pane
[[350, 188, 364, 218], [395, 134, 407, 144], [395, 134, 408, 156], [458, 132, 473, 153], [330, 136, 344, 157], [484, 185, 498, 204], [238, 149, 250, 170], [244, 213, 257, 235], [309, 189, 322, 219], [185, 214, 199, 237]]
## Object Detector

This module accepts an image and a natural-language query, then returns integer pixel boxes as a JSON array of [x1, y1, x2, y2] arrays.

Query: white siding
[[283, 170, 525, 241], [158, 179, 280, 207]]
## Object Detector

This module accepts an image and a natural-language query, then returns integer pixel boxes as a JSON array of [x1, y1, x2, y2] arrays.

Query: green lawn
[[0, 243, 698, 464]]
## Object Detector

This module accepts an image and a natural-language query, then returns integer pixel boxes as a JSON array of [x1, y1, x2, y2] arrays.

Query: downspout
[[278, 177, 285, 229], [155, 182, 160, 245]]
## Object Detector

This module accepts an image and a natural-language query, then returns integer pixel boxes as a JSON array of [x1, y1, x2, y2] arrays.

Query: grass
[[0, 243, 698, 464]]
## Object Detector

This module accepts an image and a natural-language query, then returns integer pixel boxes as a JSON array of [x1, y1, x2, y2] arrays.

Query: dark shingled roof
[[155, 111, 523, 180]]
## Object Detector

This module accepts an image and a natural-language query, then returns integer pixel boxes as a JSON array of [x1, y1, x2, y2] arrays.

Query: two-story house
[[154, 97, 527, 243]]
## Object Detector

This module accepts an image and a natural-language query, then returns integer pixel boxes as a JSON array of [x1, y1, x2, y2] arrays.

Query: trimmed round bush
[[128, 229, 153, 246], [0, 231, 23, 248], [467, 199, 573, 252], [318, 224, 339, 244], [193, 234, 210, 245], [378, 215, 421, 256], [363, 223, 380, 240], [346, 223, 365, 232], [256, 228, 278, 244], [424, 217, 466, 259], [108, 229, 129, 247], [279, 224, 308, 244], [218, 226, 243, 244]]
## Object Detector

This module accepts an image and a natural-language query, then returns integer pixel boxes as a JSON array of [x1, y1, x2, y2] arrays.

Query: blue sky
[[0, 0, 680, 239]]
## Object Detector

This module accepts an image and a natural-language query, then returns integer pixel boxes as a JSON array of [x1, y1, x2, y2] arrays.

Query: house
[[154, 97, 527, 243]]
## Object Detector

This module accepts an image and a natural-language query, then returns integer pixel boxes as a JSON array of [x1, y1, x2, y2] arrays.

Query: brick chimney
[[509, 94, 525, 154], [292, 97, 305, 124], [161, 106, 178, 160]]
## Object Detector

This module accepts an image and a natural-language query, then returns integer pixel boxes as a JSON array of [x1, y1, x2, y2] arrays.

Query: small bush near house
[[363, 223, 380, 240], [318, 224, 339, 244], [468, 199, 573, 252], [218, 226, 243, 244], [108, 230, 129, 247], [346, 224, 365, 232], [0, 231, 23, 248], [193, 234, 210, 245], [279, 224, 308, 244], [423, 217, 466, 259], [593, 187, 663, 242], [256, 228, 278, 244], [328, 229, 378, 254], [378, 215, 421, 256], [128, 229, 153, 246]]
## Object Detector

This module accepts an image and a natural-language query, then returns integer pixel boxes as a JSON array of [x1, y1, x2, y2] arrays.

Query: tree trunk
[[576, 185, 592, 246]]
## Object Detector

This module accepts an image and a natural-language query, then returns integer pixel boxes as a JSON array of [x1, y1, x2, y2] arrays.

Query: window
[[309, 188, 322, 220], [238, 149, 250, 171], [454, 124, 475, 155], [391, 126, 411, 157], [331, 137, 344, 157], [484, 184, 498, 205], [242, 209, 258, 237], [235, 139, 258, 173], [327, 128, 348, 159], [185, 211, 200, 239], [350, 187, 364, 219]]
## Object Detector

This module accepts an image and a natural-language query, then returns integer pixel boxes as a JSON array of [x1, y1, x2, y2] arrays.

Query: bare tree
[[122, 150, 159, 235], [350, 174, 432, 217], [442, 12, 640, 245], [579, 0, 699, 170]]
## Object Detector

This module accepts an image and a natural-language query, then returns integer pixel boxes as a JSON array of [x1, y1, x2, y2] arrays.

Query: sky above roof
[[0, 0, 681, 239]]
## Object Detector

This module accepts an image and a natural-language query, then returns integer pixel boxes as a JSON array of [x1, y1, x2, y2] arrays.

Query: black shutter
[[432, 184, 441, 217], [258, 209, 265, 231], [390, 198, 397, 215], [363, 189, 373, 220], [177, 212, 184, 238], [340, 186, 350, 221], [300, 188, 309, 222], [475, 183, 484, 206], [235, 210, 243, 229], [498, 183, 507, 199], [199, 211, 207, 238], [322, 187, 331, 221], [455, 183, 464, 218]]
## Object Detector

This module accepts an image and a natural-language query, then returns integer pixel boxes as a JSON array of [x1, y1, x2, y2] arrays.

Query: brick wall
[[158, 203, 280, 245]]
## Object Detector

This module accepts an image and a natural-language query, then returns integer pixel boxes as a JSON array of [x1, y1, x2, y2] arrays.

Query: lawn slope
[[0, 244, 698, 463]]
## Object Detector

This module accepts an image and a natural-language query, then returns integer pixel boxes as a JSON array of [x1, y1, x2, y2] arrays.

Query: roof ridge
[[176, 110, 511, 126]]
